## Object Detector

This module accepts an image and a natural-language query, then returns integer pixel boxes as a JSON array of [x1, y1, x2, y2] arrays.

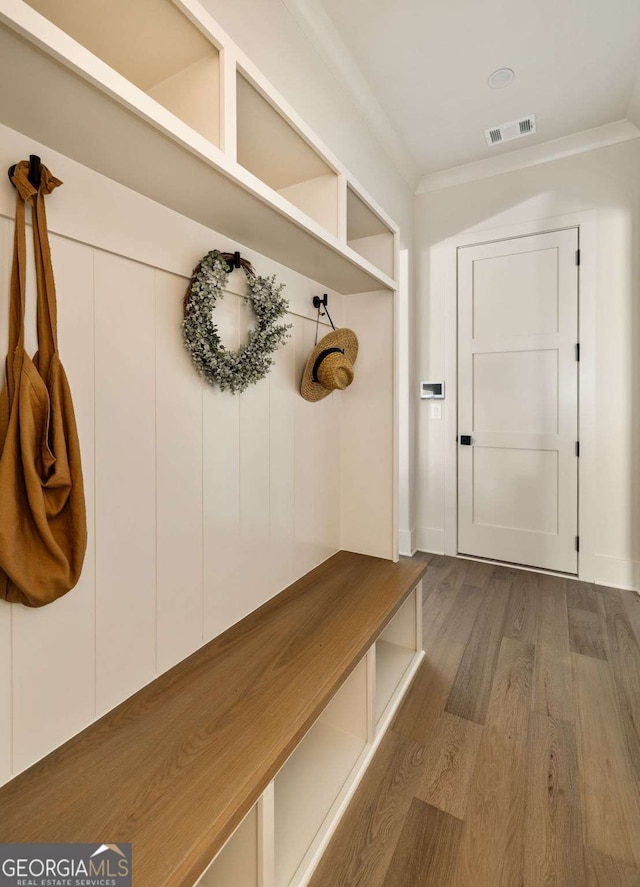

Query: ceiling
[[313, 0, 640, 177]]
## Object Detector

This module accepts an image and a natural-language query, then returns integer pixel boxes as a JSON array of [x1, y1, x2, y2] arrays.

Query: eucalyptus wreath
[[183, 250, 291, 393]]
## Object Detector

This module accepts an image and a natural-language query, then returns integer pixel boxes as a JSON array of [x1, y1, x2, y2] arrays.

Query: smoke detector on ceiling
[[484, 115, 536, 147]]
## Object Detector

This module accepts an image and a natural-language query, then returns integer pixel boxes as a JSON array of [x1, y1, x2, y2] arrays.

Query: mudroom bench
[[0, 551, 427, 887]]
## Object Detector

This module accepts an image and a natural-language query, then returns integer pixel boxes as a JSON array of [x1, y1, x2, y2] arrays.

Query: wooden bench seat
[[0, 551, 427, 886]]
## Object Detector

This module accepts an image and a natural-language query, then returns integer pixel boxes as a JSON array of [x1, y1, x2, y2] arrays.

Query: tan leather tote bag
[[0, 161, 87, 607]]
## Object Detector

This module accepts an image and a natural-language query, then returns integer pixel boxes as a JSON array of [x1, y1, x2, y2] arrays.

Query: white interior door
[[457, 229, 579, 573]]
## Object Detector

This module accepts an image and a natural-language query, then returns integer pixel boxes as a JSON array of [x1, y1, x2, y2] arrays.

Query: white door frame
[[442, 209, 597, 581]]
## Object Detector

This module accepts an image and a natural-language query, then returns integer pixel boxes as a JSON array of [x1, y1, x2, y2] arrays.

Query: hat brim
[[300, 328, 359, 402]]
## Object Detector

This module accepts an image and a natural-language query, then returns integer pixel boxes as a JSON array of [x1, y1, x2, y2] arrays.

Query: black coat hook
[[312, 294, 336, 331], [227, 251, 241, 273], [29, 155, 41, 188], [7, 154, 42, 190], [219, 250, 255, 277]]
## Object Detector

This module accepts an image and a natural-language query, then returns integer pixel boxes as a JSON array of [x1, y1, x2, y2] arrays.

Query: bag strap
[[6, 185, 27, 400], [32, 181, 60, 376], [7, 161, 62, 388]]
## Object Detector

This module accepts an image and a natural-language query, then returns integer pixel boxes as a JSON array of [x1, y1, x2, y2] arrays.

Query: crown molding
[[416, 119, 640, 195], [279, 0, 420, 191]]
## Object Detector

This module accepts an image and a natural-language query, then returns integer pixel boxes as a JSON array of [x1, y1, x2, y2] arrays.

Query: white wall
[[414, 137, 640, 590], [0, 122, 347, 786]]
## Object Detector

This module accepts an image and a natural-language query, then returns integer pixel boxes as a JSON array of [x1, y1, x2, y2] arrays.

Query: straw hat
[[300, 328, 359, 402]]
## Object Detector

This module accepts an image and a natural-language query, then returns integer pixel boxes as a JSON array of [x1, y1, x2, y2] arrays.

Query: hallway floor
[[309, 555, 640, 886]]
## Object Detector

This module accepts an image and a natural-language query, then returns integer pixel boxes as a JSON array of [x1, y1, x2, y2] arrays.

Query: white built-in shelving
[[25, 0, 222, 146], [347, 185, 396, 280], [236, 71, 340, 237], [375, 642, 415, 723], [274, 658, 369, 887], [197, 587, 423, 887], [198, 803, 263, 887], [374, 586, 421, 728], [0, 0, 398, 294]]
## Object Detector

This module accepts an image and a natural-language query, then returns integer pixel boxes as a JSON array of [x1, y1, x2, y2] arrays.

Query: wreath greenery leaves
[[183, 250, 291, 393]]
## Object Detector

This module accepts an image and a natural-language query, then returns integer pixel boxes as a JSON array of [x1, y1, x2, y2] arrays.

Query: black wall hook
[[218, 250, 255, 278], [312, 293, 336, 331], [227, 251, 242, 273], [7, 154, 42, 190]]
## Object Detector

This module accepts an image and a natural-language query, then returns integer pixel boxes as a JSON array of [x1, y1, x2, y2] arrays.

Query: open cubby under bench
[[0, 551, 427, 887]]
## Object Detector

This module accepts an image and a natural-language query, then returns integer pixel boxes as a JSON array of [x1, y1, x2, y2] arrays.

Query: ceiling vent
[[484, 114, 536, 147]]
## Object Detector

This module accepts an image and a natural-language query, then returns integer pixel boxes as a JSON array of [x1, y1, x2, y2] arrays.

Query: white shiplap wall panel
[[0, 216, 12, 785], [240, 374, 273, 614], [269, 334, 296, 595], [155, 269, 204, 674], [12, 592, 96, 775], [237, 260, 272, 599], [11, 236, 96, 775], [94, 253, 157, 715], [293, 317, 330, 575], [0, 606, 10, 786], [202, 291, 242, 641], [315, 380, 342, 559], [341, 291, 395, 559]]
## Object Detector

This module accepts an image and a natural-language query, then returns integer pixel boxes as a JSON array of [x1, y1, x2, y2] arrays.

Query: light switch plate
[[431, 403, 442, 420]]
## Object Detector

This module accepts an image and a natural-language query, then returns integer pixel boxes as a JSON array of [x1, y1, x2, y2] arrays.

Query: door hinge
[[576, 249, 581, 266], [576, 441, 580, 457], [575, 343, 580, 361], [576, 536, 580, 552]]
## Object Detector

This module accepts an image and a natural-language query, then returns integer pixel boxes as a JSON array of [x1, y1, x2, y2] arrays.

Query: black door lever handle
[[460, 435, 472, 445]]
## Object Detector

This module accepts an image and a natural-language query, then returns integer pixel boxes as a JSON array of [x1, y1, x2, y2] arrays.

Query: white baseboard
[[416, 527, 445, 555], [411, 531, 640, 593], [592, 555, 640, 593], [398, 528, 416, 557]]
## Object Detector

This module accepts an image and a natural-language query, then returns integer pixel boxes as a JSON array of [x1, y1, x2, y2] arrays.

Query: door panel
[[458, 229, 578, 573], [472, 247, 560, 338], [472, 447, 558, 534], [473, 349, 558, 434]]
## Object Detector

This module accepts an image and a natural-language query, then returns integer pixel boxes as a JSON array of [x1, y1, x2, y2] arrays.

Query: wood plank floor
[[309, 555, 640, 887]]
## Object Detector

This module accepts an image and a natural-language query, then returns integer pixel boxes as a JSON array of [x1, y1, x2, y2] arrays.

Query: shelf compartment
[[274, 658, 369, 887], [375, 588, 419, 726], [197, 804, 261, 887], [23, 0, 221, 146], [347, 186, 395, 279], [237, 71, 339, 236], [375, 641, 415, 725]]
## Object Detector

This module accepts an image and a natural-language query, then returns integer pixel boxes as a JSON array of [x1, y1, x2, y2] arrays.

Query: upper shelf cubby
[[23, 0, 221, 146], [347, 186, 395, 280], [0, 0, 397, 294], [236, 72, 339, 237]]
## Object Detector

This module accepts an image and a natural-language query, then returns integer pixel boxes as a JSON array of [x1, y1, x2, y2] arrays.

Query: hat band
[[312, 347, 345, 382]]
